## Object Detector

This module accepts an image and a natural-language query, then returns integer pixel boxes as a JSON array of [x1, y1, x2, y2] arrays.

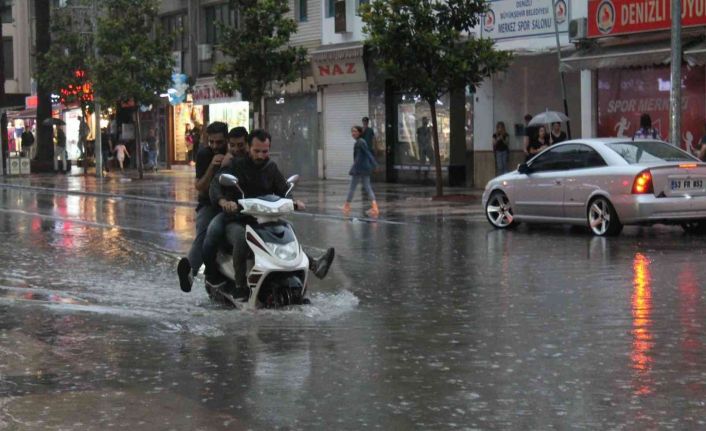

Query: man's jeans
[[202, 212, 227, 280], [495, 150, 509, 176], [187, 205, 219, 277], [225, 221, 249, 289]]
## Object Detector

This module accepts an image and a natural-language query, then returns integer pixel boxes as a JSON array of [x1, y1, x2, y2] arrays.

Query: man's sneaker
[[311, 248, 335, 280], [177, 257, 193, 293]]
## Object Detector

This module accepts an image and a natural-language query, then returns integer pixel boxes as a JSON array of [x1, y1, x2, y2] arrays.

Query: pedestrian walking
[[523, 114, 537, 159], [185, 123, 194, 165], [695, 121, 706, 162], [361, 116, 375, 153], [549, 122, 567, 145], [492, 121, 510, 175], [78, 115, 89, 160], [54, 126, 68, 173], [343, 125, 379, 218], [114, 140, 130, 172], [146, 127, 158, 171], [633, 113, 660, 140], [417, 117, 434, 164]]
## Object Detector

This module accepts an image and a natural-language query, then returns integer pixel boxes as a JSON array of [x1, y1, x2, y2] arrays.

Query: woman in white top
[[113, 141, 130, 172]]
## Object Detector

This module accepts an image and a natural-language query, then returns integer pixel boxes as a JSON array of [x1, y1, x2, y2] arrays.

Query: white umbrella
[[528, 110, 570, 127]]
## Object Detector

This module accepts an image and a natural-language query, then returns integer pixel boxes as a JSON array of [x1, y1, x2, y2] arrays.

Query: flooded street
[[1, 183, 706, 430]]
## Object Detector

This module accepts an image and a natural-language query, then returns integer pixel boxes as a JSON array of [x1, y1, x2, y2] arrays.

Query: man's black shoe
[[177, 257, 193, 293], [312, 248, 335, 280]]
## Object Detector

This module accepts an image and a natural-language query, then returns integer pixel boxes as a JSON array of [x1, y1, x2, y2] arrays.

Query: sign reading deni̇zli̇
[[481, 0, 569, 40], [589, 0, 706, 38]]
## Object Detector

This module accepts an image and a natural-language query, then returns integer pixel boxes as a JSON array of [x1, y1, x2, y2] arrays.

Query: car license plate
[[671, 178, 704, 191]]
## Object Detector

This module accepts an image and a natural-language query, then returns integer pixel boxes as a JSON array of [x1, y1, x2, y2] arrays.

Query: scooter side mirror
[[285, 174, 300, 197], [219, 173, 239, 187]]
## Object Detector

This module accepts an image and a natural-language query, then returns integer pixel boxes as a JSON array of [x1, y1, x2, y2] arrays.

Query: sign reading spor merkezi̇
[[481, 0, 569, 40], [589, 0, 706, 38]]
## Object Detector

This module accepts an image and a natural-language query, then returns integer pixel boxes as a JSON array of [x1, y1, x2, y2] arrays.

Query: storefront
[[169, 95, 203, 164], [312, 43, 370, 180], [472, 0, 576, 187], [566, 0, 706, 149]]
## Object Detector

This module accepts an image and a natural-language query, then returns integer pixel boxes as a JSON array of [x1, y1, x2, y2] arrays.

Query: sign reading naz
[[318, 63, 357, 77], [483, 0, 568, 39], [589, 0, 706, 37]]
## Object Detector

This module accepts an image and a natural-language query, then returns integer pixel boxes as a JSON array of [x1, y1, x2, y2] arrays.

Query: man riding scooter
[[206, 129, 334, 295]]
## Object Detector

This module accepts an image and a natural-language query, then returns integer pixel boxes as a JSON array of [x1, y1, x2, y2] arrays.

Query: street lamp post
[[670, 0, 682, 147]]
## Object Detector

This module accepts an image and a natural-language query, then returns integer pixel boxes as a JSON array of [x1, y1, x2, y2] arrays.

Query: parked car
[[482, 138, 706, 236]]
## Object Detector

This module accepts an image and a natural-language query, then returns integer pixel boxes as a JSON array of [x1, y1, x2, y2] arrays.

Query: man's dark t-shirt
[[362, 127, 375, 152], [551, 131, 567, 145], [195, 146, 216, 210]]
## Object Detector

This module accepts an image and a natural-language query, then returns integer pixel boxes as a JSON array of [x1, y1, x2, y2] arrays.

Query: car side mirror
[[219, 173, 239, 187], [518, 163, 531, 175]]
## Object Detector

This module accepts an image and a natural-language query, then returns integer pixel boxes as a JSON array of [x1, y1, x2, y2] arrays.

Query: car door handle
[[555, 180, 562, 185]]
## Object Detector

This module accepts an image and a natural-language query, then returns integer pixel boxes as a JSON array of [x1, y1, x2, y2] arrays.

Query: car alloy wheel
[[486, 192, 515, 229], [588, 197, 623, 236]]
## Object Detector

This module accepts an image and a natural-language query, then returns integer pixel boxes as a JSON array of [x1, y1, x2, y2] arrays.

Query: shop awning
[[684, 41, 706, 65], [562, 40, 673, 71], [6, 108, 35, 119]]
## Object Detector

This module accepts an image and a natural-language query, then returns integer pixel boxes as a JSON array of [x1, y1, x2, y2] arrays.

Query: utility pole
[[669, 0, 682, 146], [551, 0, 571, 139], [91, 0, 102, 178]]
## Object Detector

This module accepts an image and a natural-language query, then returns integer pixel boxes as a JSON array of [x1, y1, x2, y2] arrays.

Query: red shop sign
[[597, 65, 705, 152], [588, 0, 706, 38]]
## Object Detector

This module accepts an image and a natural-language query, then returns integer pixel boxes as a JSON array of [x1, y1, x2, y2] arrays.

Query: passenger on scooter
[[177, 121, 229, 293], [200, 126, 250, 290], [207, 129, 334, 292]]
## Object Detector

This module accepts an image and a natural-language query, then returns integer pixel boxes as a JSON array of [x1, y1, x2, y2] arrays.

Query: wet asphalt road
[[1, 185, 706, 430]]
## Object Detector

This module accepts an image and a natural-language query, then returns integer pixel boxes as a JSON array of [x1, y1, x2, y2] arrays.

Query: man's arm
[[195, 150, 224, 193], [209, 166, 238, 213]]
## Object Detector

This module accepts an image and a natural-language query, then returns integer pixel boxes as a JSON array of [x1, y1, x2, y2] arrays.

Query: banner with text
[[597, 65, 705, 152], [481, 0, 569, 40], [589, 0, 706, 38]]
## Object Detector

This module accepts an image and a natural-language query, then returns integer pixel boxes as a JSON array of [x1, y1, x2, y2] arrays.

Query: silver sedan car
[[482, 138, 706, 236]]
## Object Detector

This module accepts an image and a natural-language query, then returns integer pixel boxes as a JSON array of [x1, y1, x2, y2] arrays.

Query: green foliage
[[93, 0, 174, 106], [214, 0, 308, 110], [361, 0, 512, 101], [37, 0, 174, 110], [35, 0, 95, 114]]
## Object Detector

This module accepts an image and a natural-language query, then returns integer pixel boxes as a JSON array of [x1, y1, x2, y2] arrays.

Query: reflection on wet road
[[1, 187, 706, 429]]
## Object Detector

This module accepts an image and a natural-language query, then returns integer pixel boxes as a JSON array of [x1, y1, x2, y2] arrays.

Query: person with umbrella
[[549, 122, 567, 145]]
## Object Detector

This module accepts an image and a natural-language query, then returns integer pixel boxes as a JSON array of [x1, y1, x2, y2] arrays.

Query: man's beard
[[252, 157, 267, 166]]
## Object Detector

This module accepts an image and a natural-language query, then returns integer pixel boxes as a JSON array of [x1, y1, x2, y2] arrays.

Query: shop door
[[323, 82, 369, 179], [266, 94, 319, 179]]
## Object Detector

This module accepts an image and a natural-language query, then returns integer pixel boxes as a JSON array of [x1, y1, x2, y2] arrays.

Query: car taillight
[[632, 170, 654, 194]]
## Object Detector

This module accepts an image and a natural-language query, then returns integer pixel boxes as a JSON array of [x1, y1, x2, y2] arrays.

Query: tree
[[36, 1, 95, 172], [93, 0, 173, 178], [214, 0, 308, 127], [362, 0, 512, 196]]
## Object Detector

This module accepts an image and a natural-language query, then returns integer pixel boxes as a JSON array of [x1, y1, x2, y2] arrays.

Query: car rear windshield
[[606, 141, 698, 164]]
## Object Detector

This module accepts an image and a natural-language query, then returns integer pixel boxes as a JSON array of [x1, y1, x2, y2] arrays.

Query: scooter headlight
[[267, 241, 298, 261]]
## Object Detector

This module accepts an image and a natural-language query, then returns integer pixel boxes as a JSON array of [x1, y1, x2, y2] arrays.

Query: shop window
[[3, 37, 13, 80], [0, 0, 11, 23], [297, 0, 308, 22], [161, 13, 188, 52], [356, 0, 368, 15], [394, 93, 451, 168], [204, 3, 238, 45]]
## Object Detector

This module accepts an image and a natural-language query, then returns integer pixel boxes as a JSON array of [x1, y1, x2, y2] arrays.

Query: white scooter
[[207, 173, 310, 309]]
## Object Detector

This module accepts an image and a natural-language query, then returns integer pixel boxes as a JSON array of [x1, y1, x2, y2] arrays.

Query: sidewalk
[[0, 169, 486, 221]]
